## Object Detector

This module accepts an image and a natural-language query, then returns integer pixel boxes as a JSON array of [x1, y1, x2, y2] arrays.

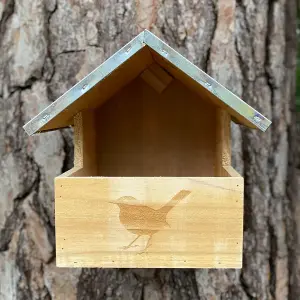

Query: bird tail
[[158, 190, 191, 215]]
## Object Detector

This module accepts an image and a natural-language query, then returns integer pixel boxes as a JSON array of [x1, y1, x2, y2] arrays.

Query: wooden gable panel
[[95, 77, 217, 177]]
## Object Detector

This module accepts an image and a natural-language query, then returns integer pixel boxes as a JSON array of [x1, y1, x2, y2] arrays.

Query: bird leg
[[122, 235, 141, 250], [138, 234, 153, 255]]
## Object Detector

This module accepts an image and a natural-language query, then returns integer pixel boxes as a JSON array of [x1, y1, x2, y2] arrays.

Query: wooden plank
[[73, 113, 83, 167], [39, 47, 154, 132], [149, 63, 173, 86], [58, 166, 84, 177], [140, 69, 166, 93], [149, 49, 257, 129], [55, 176, 244, 268], [73, 110, 97, 175], [95, 77, 217, 176], [222, 166, 241, 177], [140, 63, 173, 93], [215, 109, 231, 176]]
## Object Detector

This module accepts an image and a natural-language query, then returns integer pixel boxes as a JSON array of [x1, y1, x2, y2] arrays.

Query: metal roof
[[23, 30, 271, 136]]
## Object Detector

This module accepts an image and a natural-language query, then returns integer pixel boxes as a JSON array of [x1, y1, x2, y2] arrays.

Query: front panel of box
[[55, 176, 243, 268]]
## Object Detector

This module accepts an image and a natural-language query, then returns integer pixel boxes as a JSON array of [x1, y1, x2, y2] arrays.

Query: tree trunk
[[0, 0, 299, 299]]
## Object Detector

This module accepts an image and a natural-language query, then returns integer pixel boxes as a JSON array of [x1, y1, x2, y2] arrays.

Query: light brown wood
[[215, 109, 231, 176], [55, 176, 244, 268], [95, 77, 217, 176], [73, 110, 97, 175], [40, 47, 154, 132], [58, 166, 83, 177], [58, 166, 89, 177], [74, 113, 84, 167], [140, 63, 173, 93], [149, 49, 256, 129], [222, 166, 241, 177]]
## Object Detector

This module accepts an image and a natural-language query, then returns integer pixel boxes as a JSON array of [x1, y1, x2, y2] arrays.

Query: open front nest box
[[24, 30, 271, 268]]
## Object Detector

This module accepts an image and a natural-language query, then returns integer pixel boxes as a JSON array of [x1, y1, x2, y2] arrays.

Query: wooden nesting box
[[24, 30, 271, 268]]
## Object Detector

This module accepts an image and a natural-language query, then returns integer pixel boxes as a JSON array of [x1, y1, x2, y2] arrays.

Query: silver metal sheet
[[23, 30, 271, 135], [23, 31, 146, 136], [144, 30, 271, 132]]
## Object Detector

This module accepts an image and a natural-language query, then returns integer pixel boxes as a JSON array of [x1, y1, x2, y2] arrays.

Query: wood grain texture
[[95, 77, 217, 176], [149, 50, 257, 130], [140, 63, 173, 93], [215, 109, 231, 176], [58, 167, 85, 177], [40, 47, 153, 132], [73, 110, 97, 176], [222, 166, 241, 178], [55, 176, 243, 268], [73, 112, 84, 167]]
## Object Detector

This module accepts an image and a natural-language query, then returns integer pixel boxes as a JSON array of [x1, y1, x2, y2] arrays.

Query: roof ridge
[[23, 30, 271, 135]]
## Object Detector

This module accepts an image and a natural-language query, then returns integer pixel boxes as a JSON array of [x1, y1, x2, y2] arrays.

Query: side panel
[[73, 110, 97, 175], [215, 109, 231, 176], [55, 176, 244, 268]]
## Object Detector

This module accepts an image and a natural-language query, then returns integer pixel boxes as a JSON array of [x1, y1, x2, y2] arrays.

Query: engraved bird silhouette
[[111, 190, 191, 253]]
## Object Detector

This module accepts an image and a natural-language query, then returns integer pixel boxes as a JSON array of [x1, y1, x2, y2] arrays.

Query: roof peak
[[23, 30, 271, 135]]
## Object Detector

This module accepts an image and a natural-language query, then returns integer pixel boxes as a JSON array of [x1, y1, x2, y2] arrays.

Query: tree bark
[[0, 0, 299, 299]]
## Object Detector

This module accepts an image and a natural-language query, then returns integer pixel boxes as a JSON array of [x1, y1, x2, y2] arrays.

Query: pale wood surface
[[222, 166, 241, 177], [95, 77, 217, 176], [55, 176, 243, 268], [149, 50, 257, 129], [58, 166, 83, 177], [73, 110, 97, 175], [215, 109, 231, 176], [73, 112, 84, 167], [40, 47, 153, 132], [140, 63, 173, 93]]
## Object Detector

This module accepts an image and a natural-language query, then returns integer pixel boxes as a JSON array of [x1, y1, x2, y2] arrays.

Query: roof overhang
[[23, 30, 271, 136]]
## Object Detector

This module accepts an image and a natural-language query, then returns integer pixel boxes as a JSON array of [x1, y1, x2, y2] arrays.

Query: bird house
[[24, 30, 271, 269]]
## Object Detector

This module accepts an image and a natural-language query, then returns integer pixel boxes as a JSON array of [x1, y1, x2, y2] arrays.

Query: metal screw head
[[42, 114, 50, 122], [161, 49, 168, 56], [82, 84, 88, 91], [254, 115, 262, 123]]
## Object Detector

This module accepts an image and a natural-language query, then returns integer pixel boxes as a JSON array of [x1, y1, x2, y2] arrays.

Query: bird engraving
[[111, 190, 191, 253]]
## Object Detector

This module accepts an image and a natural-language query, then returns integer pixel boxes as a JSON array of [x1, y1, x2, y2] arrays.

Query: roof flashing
[[23, 30, 271, 135]]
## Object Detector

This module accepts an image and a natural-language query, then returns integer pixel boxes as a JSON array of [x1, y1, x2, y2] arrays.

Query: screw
[[161, 49, 168, 56], [42, 114, 49, 122], [254, 116, 262, 123]]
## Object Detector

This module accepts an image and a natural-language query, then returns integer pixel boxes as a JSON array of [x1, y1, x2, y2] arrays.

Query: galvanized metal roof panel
[[23, 30, 271, 135], [144, 30, 271, 131], [23, 31, 146, 136]]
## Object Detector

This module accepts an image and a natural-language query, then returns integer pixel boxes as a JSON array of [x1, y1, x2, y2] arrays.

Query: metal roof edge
[[23, 31, 146, 136], [143, 30, 271, 132], [23, 30, 271, 135]]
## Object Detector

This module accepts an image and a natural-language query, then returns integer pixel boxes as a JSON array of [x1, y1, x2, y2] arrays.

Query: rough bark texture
[[0, 0, 299, 299]]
